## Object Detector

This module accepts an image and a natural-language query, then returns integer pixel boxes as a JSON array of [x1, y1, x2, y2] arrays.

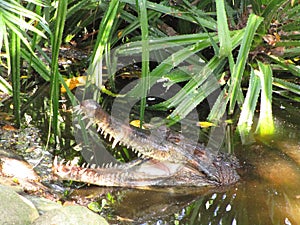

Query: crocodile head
[[53, 100, 240, 187]]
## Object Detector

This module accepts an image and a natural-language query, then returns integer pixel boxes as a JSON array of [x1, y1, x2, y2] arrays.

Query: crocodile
[[53, 100, 240, 187]]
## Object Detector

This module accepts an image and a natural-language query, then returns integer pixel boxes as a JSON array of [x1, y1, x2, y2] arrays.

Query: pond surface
[[4, 87, 300, 225], [82, 139, 300, 224], [58, 98, 300, 225]]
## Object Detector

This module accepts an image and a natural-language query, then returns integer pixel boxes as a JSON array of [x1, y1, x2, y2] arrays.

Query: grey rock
[[32, 205, 109, 225], [0, 185, 39, 225], [25, 195, 62, 214]]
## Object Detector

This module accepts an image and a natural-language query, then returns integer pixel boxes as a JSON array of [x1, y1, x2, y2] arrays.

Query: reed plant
[[0, 0, 299, 141]]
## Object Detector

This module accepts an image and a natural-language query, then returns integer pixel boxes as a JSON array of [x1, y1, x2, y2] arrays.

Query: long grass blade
[[207, 87, 229, 122], [0, 76, 12, 95], [126, 37, 218, 98], [228, 14, 263, 114], [167, 56, 223, 109], [216, 0, 231, 56], [0, 13, 12, 94], [237, 67, 261, 142], [262, 0, 286, 27], [168, 70, 221, 122], [267, 55, 300, 77], [50, 0, 68, 137], [255, 61, 275, 136], [88, 0, 120, 88], [136, 0, 150, 127], [121, 0, 216, 30], [10, 21, 21, 127], [273, 77, 300, 96], [21, 48, 50, 81], [0, 0, 50, 35]]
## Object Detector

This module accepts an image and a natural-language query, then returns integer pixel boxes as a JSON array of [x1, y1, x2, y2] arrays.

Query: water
[[10, 89, 300, 224], [94, 100, 300, 224], [97, 145, 299, 224]]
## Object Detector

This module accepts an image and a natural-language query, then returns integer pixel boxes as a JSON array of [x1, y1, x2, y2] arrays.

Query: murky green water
[[8, 89, 300, 225], [98, 144, 300, 224], [63, 99, 300, 225]]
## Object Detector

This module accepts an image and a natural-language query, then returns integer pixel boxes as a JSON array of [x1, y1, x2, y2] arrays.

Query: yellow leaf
[[130, 120, 146, 129], [61, 76, 86, 93], [197, 121, 216, 128]]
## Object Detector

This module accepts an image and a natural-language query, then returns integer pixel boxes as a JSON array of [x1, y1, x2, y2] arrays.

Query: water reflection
[[101, 139, 300, 224], [101, 116, 300, 224], [19, 86, 300, 224]]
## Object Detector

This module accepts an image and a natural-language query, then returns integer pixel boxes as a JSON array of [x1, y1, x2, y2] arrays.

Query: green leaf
[[120, 0, 216, 30], [0, 0, 50, 35], [136, 0, 150, 127], [0, 12, 11, 76], [267, 55, 300, 77], [21, 49, 50, 81], [125, 36, 218, 99], [168, 69, 221, 121], [262, 0, 287, 27], [237, 68, 261, 141], [50, 0, 68, 136], [166, 56, 223, 109], [273, 77, 300, 96], [10, 21, 21, 127], [216, 0, 231, 56], [255, 61, 275, 136], [88, 0, 120, 87], [228, 14, 263, 114], [208, 86, 229, 122], [0, 76, 12, 95], [88, 202, 102, 213], [6, 0, 24, 127]]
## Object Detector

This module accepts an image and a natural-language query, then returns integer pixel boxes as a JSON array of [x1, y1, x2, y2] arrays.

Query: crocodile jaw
[[55, 100, 240, 187], [53, 157, 220, 187]]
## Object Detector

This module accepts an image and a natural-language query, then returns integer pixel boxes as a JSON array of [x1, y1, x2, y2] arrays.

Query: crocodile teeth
[[73, 105, 82, 113], [81, 115, 89, 120], [103, 132, 108, 139], [64, 169, 72, 176], [58, 159, 65, 165], [97, 126, 101, 132], [53, 156, 59, 166], [112, 138, 120, 149], [108, 134, 113, 142], [85, 120, 93, 129], [78, 168, 87, 175], [75, 124, 81, 129], [87, 171, 94, 176], [90, 164, 96, 169]]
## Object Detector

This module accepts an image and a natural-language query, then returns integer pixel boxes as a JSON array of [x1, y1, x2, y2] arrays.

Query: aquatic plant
[[0, 0, 299, 140]]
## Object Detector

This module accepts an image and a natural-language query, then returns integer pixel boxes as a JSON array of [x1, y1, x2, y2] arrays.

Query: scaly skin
[[53, 100, 240, 187]]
